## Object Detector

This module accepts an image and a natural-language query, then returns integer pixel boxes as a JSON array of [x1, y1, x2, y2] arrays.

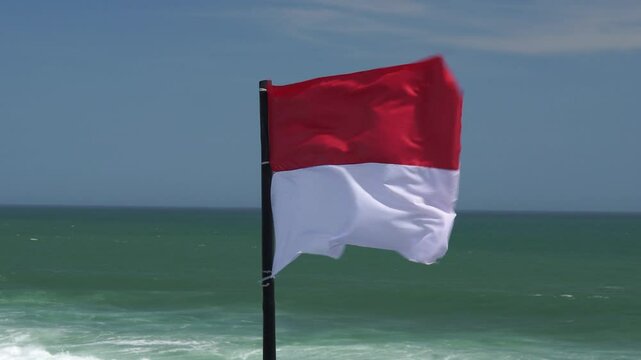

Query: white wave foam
[[590, 295, 610, 299], [96, 339, 203, 347], [0, 345, 101, 360]]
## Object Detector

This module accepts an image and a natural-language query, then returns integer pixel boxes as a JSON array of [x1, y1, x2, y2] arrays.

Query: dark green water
[[0, 206, 640, 359]]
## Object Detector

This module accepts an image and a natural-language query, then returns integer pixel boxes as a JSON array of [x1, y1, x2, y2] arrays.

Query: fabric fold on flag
[[267, 56, 463, 276]]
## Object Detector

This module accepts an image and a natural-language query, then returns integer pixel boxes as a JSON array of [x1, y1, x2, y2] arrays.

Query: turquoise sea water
[[0, 206, 640, 359]]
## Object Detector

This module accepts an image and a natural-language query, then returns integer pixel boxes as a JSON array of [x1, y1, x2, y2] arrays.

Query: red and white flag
[[266, 56, 462, 276]]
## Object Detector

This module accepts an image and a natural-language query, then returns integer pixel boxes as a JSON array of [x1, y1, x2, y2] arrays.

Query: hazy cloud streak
[[251, 0, 641, 54]]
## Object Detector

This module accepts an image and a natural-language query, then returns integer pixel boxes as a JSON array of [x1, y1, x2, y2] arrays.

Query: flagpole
[[259, 80, 276, 360]]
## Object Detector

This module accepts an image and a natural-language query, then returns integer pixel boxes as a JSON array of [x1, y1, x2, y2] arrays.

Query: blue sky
[[1, 0, 640, 211]]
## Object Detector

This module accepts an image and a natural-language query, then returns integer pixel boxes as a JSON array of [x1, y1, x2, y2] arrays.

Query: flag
[[266, 56, 462, 276]]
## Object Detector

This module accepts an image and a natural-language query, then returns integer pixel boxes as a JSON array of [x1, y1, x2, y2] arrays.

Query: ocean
[[0, 206, 639, 359]]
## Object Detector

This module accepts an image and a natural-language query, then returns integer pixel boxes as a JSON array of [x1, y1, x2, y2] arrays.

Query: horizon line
[[1, 203, 639, 216]]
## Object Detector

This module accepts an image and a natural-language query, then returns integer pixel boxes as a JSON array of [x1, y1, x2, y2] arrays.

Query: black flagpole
[[259, 80, 276, 360]]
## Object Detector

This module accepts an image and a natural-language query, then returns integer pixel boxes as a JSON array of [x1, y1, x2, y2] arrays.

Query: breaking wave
[[0, 345, 101, 360]]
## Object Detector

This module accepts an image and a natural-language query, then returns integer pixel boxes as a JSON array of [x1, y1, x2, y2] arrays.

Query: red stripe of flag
[[268, 56, 463, 172]]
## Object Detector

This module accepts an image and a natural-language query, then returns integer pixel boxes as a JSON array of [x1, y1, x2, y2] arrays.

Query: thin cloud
[[308, 0, 429, 17], [252, 1, 641, 54], [268, 7, 412, 35]]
